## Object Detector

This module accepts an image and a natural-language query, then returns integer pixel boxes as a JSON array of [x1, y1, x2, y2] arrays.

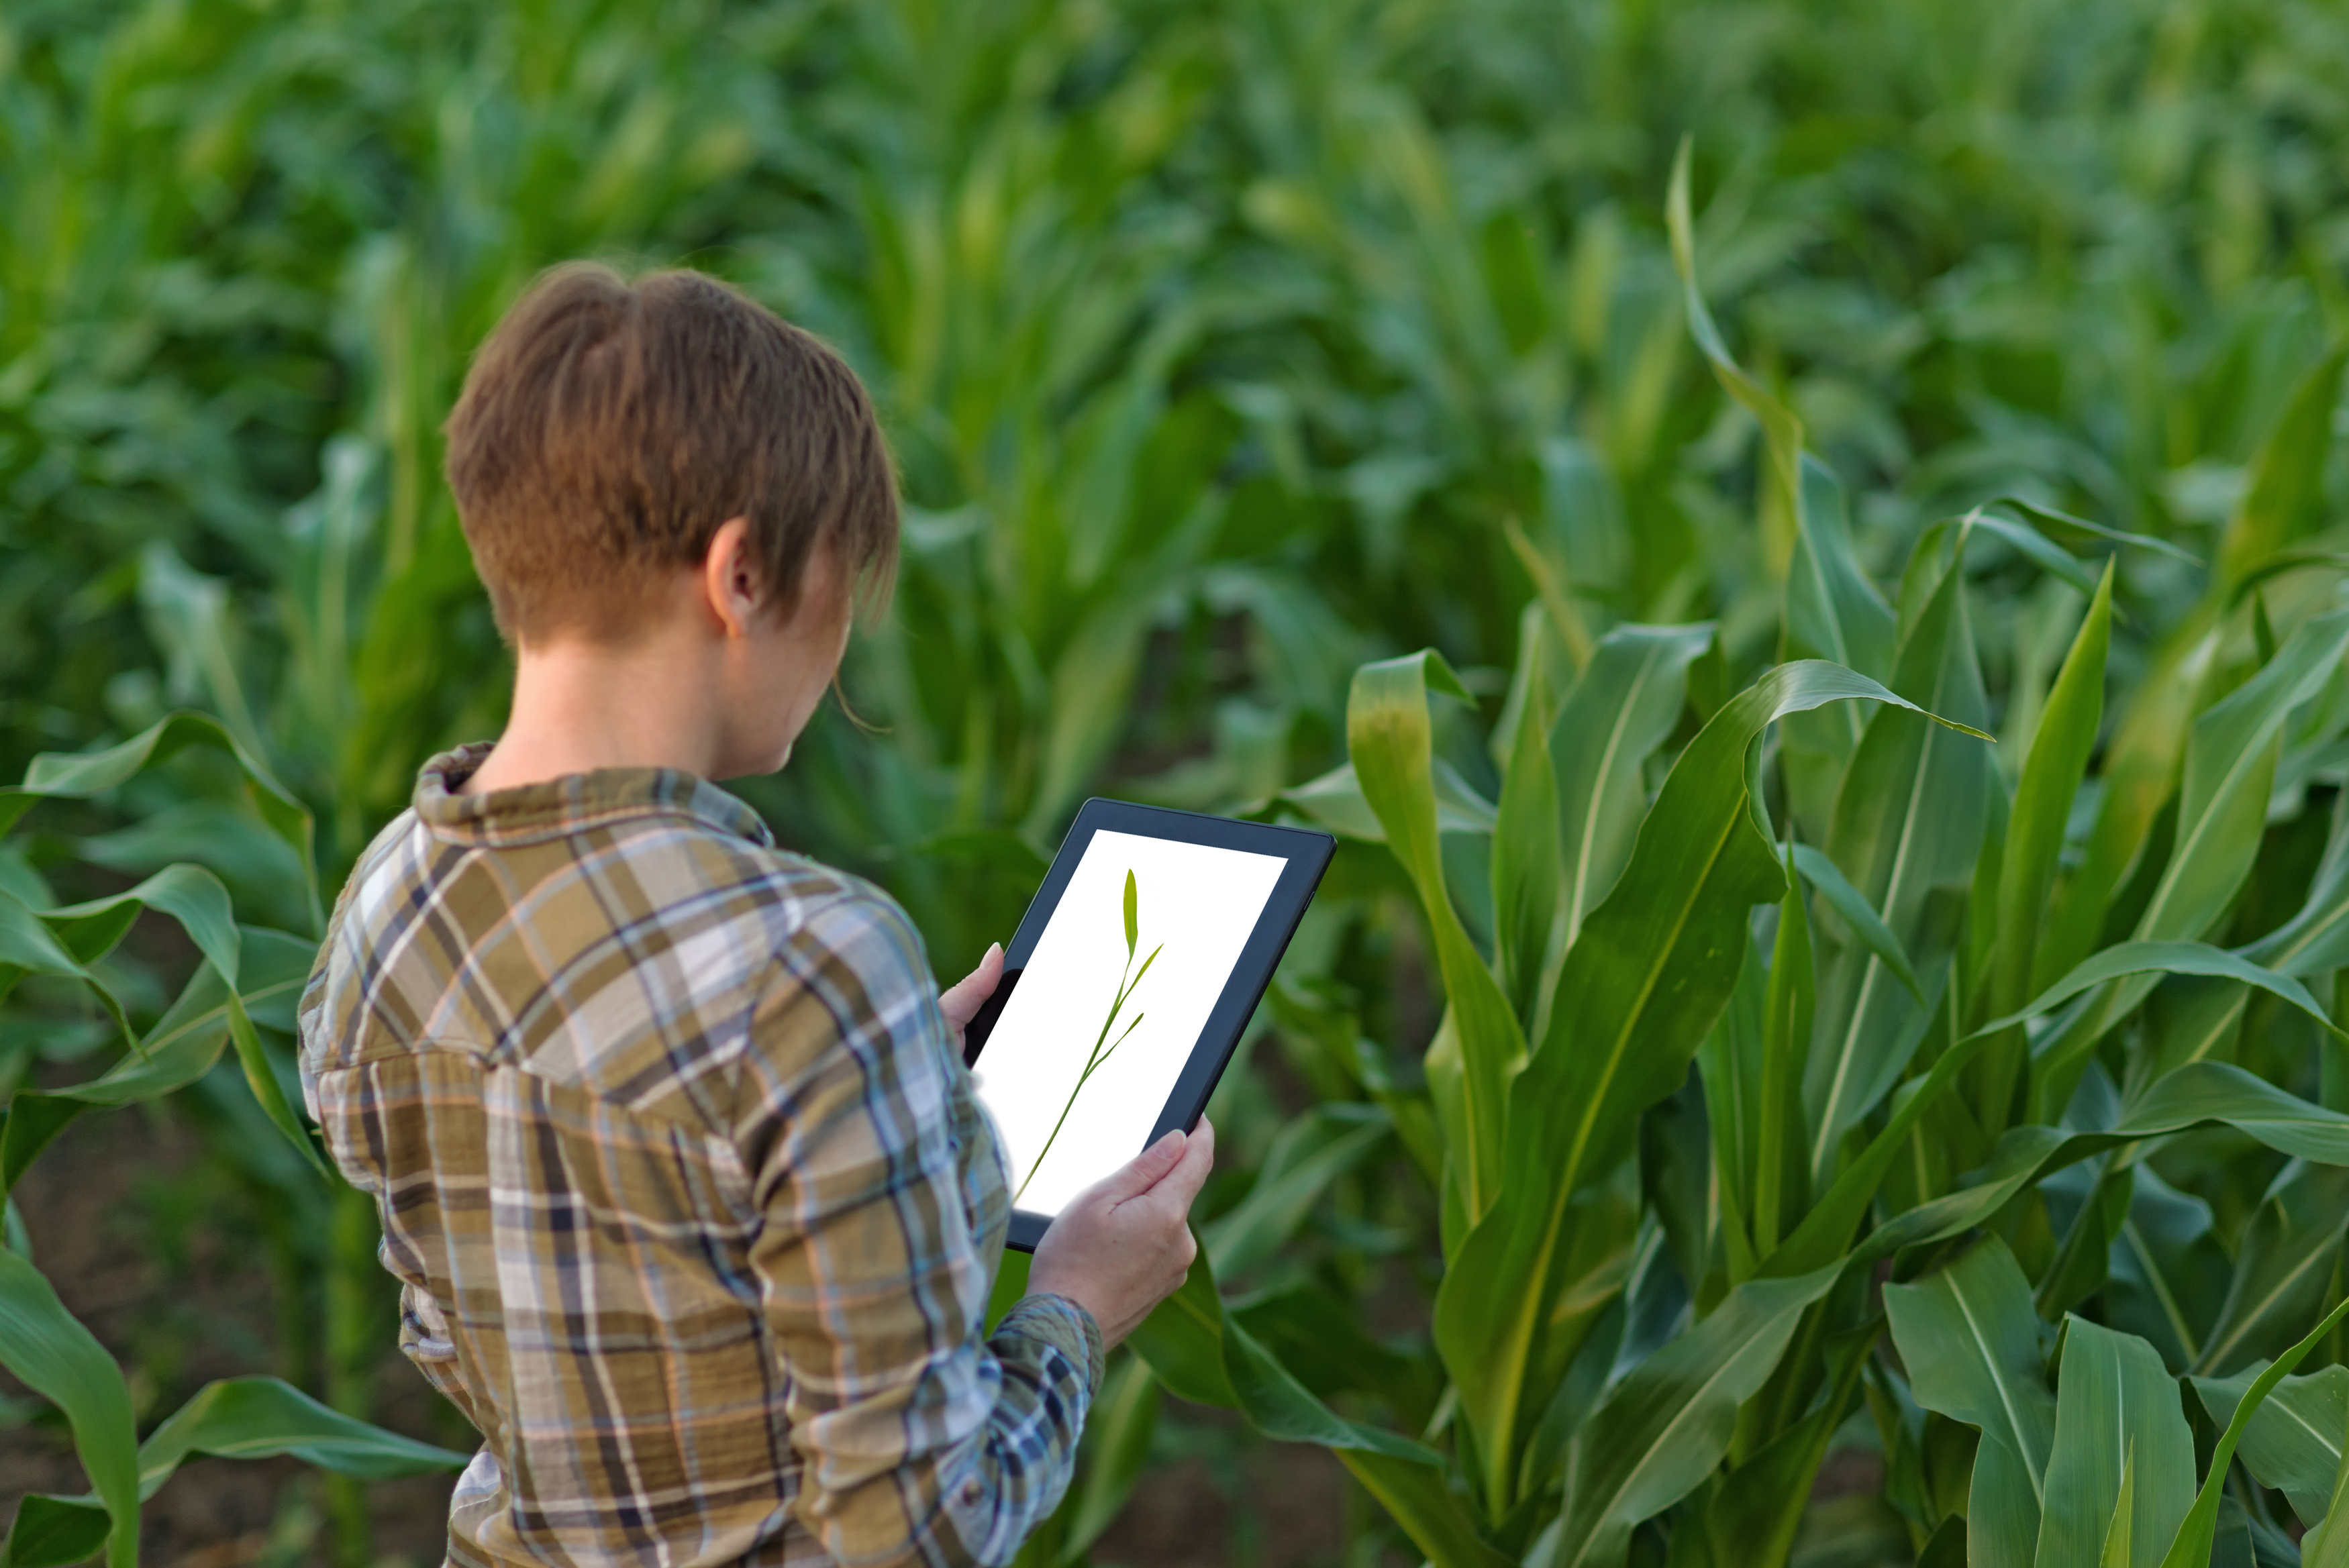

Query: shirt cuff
[[996, 1292, 1106, 1396]]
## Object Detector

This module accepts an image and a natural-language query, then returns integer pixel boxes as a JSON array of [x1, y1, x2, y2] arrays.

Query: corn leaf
[[1805, 537, 1991, 1186], [2304, 1394, 2349, 1568], [1979, 562, 2113, 1131], [1754, 870, 1813, 1257], [1550, 623, 1715, 956], [1126, 1239, 1501, 1568], [1441, 659, 1972, 1510], [1787, 842, 1920, 1005], [2035, 1318, 2193, 1568], [1696, 935, 1769, 1274], [1348, 649, 1523, 1220], [1552, 1263, 1842, 1568], [2193, 1161, 2349, 1377], [0, 1495, 112, 1568], [0, 1247, 137, 1568], [9, 713, 318, 932], [1494, 654, 1561, 1030], [2157, 1292, 2349, 1568], [2213, 344, 2349, 587], [1204, 1106, 1390, 1278], [2033, 609, 2349, 1115], [2191, 1362, 2349, 1526], [1882, 1237, 2057, 1532], [128, 1376, 468, 1496]]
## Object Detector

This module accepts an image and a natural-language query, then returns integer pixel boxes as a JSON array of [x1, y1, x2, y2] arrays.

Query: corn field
[[5, 0, 2349, 1563]]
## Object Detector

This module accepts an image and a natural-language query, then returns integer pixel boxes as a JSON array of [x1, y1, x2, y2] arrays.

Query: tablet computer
[[962, 798, 1335, 1250]]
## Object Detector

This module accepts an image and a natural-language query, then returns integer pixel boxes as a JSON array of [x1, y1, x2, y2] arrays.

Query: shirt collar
[[412, 743, 777, 849]]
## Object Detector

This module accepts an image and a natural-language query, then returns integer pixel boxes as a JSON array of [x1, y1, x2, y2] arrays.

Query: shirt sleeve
[[738, 886, 1102, 1568]]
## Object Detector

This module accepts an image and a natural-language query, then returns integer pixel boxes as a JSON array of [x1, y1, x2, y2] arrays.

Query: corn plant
[[1090, 148, 2349, 1568], [0, 715, 464, 1567]]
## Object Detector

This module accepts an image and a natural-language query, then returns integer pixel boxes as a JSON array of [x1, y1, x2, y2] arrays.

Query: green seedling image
[[1014, 868, 1162, 1206]]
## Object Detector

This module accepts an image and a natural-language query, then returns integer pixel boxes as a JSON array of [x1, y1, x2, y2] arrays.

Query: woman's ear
[[701, 517, 760, 638]]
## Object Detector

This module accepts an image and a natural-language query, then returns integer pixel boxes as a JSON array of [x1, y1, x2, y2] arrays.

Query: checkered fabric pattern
[[299, 745, 1101, 1568]]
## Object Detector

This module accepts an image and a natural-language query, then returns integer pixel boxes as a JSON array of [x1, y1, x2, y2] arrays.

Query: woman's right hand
[[1026, 1120, 1215, 1347]]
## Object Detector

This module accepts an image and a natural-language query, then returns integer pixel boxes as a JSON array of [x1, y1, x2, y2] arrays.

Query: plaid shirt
[[299, 747, 1101, 1568]]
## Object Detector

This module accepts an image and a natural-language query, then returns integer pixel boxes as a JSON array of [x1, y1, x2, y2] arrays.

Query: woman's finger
[[939, 941, 1005, 1033]]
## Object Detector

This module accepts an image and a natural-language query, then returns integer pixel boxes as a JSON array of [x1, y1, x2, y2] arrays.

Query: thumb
[[1094, 1129, 1188, 1202], [940, 942, 1005, 1032]]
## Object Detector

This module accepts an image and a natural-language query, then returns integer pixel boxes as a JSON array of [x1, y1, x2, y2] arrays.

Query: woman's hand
[[1027, 1120, 1215, 1347], [940, 942, 1005, 1051]]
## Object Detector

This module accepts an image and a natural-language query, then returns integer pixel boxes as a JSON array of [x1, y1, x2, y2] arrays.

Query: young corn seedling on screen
[[1015, 870, 1161, 1206]]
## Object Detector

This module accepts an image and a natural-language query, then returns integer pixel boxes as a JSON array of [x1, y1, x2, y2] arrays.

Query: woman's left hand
[[940, 941, 1005, 1050]]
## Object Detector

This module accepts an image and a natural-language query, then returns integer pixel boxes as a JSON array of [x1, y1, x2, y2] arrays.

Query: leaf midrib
[[1951, 1271, 2047, 1506]]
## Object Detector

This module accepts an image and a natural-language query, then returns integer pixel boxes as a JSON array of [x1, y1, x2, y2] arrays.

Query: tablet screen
[[972, 828, 1288, 1216]]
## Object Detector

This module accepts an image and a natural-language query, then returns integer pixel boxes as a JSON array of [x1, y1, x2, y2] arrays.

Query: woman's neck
[[463, 631, 725, 793]]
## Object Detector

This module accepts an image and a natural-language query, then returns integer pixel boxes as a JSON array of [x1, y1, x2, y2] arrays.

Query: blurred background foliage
[[3, 0, 2348, 1561]]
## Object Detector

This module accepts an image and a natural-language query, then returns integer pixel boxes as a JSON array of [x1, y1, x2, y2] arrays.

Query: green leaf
[[1439, 659, 1970, 1511], [1203, 1107, 1389, 1278], [2037, 1318, 2193, 1568], [1277, 758, 1499, 843], [2033, 610, 2349, 1116], [2192, 1363, 2349, 1526], [1850, 1064, 2349, 1275], [1989, 496, 2201, 569], [0, 1098, 87, 1201], [1551, 623, 1715, 956], [1806, 537, 1991, 1186], [224, 989, 332, 1181], [9, 712, 319, 934], [1754, 862, 1814, 1256], [1974, 1428, 2047, 1568], [1999, 940, 2344, 1048], [0, 888, 130, 1050], [1667, 140, 1891, 686], [2214, 344, 2349, 587], [2158, 1292, 2349, 1568], [2303, 1390, 2349, 1567], [2105, 1167, 2227, 1373], [1122, 869, 1137, 957], [1788, 843, 1921, 1004], [1, 1495, 111, 1568], [2194, 1161, 2349, 1377], [0, 1247, 137, 1568], [130, 1376, 468, 1495], [1056, 1357, 1160, 1564], [1, 933, 319, 1201], [1883, 1237, 2057, 1524], [1348, 649, 1524, 1220], [1979, 562, 2113, 1133], [1696, 935, 1768, 1275], [51, 865, 242, 988], [1494, 652, 1562, 1030], [1126, 1244, 1239, 1408], [1551, 1264, 1842, 1568], [1336, 1450, 1514, 1568], [1125, 1242, 1499, 1568]]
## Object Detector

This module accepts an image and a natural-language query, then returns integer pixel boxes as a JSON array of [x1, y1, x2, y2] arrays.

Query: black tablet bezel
[[962, 798, 1334, 1251]]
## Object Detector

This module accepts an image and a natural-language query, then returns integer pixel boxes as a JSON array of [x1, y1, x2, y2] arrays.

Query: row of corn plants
[[1007, 152, 2349, 1568]]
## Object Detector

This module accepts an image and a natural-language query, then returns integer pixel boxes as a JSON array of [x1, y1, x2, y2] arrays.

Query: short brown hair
[[444, 262, 897, 643]]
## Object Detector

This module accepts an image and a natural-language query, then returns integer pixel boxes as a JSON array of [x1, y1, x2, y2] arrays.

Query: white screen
[[972, 829, 1287, 1216]]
